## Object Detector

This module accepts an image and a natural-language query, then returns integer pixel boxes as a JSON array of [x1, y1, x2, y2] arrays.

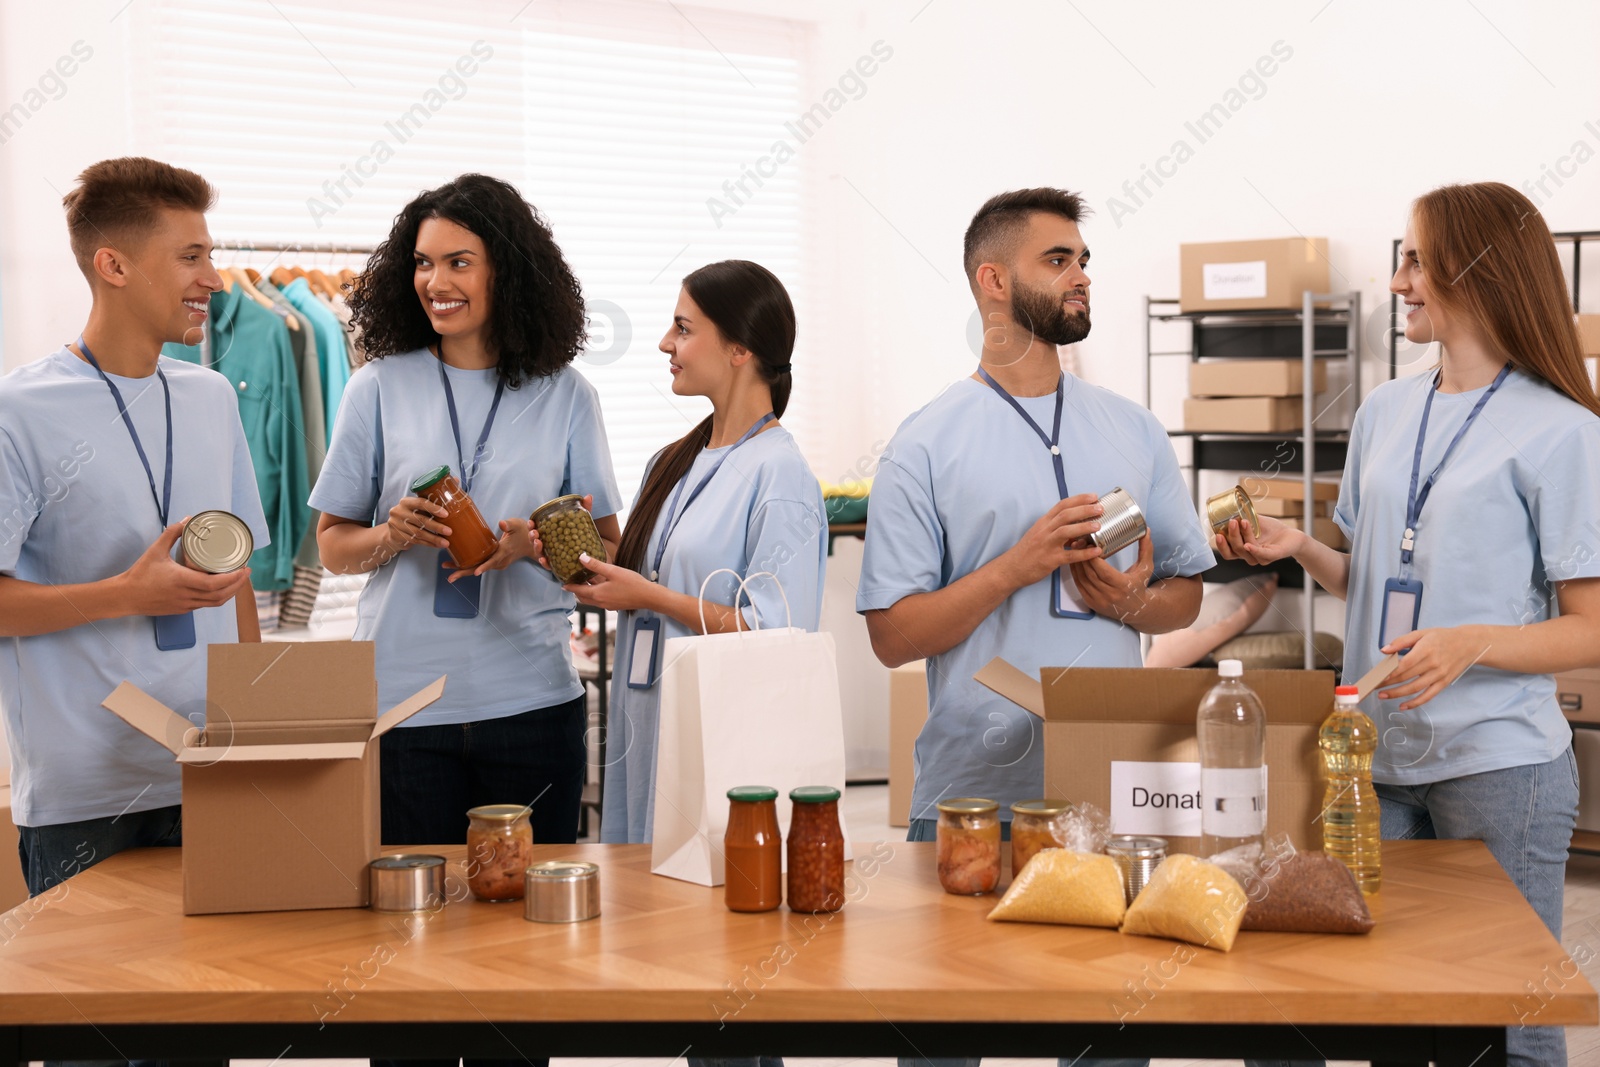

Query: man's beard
[[1011, 280, 1090, 346]]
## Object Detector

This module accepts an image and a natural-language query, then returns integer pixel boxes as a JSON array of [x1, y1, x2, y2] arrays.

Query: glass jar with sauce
[[411, 465, 498, 570], [724, 785, 782, 912], [530, 495, 608, 584], [936, 798, 1000, 895], [786, 786, 845, 913], [1009, 798, 1073, 879], [464, 804, 534, 902]]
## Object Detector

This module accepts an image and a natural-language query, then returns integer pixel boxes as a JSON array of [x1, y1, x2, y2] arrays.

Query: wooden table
[[0, 840, 1589, 1066]]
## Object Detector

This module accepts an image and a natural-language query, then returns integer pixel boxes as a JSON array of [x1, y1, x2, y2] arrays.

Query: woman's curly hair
[[348, 173, 586, 387]]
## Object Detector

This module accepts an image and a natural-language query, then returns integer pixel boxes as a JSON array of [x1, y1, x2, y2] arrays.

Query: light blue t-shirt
[[280, 277, 351, 443], [308, 350, 622, 727], [857, 375, 1215, 822], [0, 348, 269, 827], [1335, 368, 1600, 785], [599, 426, 827, 843]]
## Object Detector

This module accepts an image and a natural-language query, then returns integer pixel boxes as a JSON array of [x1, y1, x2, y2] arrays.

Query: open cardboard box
[[102, 642, 443, 915], [975, 661, 1335, 854]]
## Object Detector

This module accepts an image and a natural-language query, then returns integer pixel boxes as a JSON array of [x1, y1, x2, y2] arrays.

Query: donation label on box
[[1203, 260, 1268, 301], [1111, 760, 1201, 836]]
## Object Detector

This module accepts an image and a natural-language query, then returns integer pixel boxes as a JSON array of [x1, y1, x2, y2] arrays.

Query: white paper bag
[[650, 571, 849, 886]]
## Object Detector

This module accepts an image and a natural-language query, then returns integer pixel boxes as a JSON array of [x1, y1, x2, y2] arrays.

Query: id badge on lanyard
[[627, 616, 663, 690], [1052, 568, 1095, 619]]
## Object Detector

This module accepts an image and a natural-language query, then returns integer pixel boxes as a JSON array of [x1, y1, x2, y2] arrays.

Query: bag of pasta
[[1120, 853, 1248, 952], [986, 849, 1125, 928]]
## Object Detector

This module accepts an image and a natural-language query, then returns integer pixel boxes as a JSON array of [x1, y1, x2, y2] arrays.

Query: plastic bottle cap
[[1217, 659, 1243, 678], [1334, 685, 1359, 695]]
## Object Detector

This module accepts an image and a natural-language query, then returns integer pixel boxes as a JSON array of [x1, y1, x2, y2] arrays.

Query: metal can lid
[[410, 465, 453, 493], [182, 510, 253, 573], [466, 803, 531, 822], [936, 797, 999, 814], [727, 785, 780, 803], [530, 494, 586, 522], [788, 785, 841, 804], [1010, 798, 1072, 817], [526, 860, 599, 881], [1104, 834, 1168, 858], [370, 853, 446, 871]]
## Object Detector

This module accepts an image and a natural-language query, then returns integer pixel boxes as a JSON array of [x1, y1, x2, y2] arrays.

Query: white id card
[[627, 616, 662, 689], [1380, 577, 1423, 652], [1053, 566, 1095, 620]]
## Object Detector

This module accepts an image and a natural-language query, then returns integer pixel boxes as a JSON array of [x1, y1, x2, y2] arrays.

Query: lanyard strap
[[77, 336, 173, 528], [977, 368, 1068, 498], [437, 358, 505, 494], [650, 412, 776, 581], [1401, 362, 1512, 565]]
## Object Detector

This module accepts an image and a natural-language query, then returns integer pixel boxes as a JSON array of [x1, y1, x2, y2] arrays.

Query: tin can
[[1089, 487, 1147, 557], [1104, 834, 1168, 904], [524, 861, 601, 922], [180, 510, 254, 573], [1205, 485, 1260, 540], [368, 853, 447, 912]]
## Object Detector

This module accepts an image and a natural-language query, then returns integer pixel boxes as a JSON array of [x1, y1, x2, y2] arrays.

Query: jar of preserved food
[[464, 804, 534, 902], [411, 465, 498, 570], [530, 495, 609, 583], [786, 786, 844, 913], [1009, 798, 1073, 880], [936, 798, 1001, 895], [724, 786, 782, 913]]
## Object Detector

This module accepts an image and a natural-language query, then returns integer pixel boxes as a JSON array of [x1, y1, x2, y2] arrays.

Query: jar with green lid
[[410, 465, 498, 570], [530, 494, 608, 583], [786, 785, 844, 913], [724, 785, 781, 913], [936, 797, 1000, 895], [1009, 798, 1073, 879], [464, 804, 534, 902]]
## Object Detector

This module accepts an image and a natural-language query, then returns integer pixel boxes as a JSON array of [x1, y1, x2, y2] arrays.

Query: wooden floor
[[96, 783, 1600, 1067]]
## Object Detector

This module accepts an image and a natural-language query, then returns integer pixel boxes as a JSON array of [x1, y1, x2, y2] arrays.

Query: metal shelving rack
[[1145, 290, 1362, 669]]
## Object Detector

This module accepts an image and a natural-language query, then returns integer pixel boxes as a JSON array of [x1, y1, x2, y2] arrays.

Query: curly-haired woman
[[311, 174, 621, 858]]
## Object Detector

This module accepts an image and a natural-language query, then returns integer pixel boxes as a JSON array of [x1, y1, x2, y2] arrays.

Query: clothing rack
[[212, 239, 377, 255]]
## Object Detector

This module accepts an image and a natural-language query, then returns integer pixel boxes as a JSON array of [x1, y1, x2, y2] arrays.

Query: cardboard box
[[1574, 728, 1600, 832], [1188, 359, 1328, 398], [975, 662, 1333, 854], [0, 787, 29, 912], [1180, 237, 1330, 313], [1249, 496, 1324, 518], [889, 662, 928, 828], [101, 642, 443, 915], [1183, 397, 1302, 433], [1279, 515, 1347, 549], [1578, 315, 1600, 357], [1244, 475, 1341, 503], [1560, 668, 1600, 726]]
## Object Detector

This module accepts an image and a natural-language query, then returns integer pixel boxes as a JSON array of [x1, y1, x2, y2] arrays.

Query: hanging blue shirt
[[0, 348, 268, 827], [599, 427, 827, 843], [280, 277, 351, 444], [1335, 368, 1600, 785], [308, 350, 622, 727], [856, 374, 1215, 823]]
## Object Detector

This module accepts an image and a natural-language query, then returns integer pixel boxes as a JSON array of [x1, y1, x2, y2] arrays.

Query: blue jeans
[[378, 695, 587, 847], [1378, 746, 1579, 1067]]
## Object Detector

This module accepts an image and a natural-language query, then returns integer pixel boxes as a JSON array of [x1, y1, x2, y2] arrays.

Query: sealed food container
[[180, 510, 254, 573], [787, 786, 845, 913], [724, 786, 782, 912], [524, 861, 600, 922], [411, 465, 498, 570], [1089, 487, 1147, 557], [1105, 834, 1168, 904], [1205, 485, 1260, 540], [1009, 798, 1073, 879], [465, 804, 534, 902], [936, 798, 1001, 895], [531, 494, 608, 583], [368, 854, 447, 913]]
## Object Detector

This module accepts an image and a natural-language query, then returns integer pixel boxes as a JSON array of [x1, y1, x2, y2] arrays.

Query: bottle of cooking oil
[[1319, 684, 1381, 893]]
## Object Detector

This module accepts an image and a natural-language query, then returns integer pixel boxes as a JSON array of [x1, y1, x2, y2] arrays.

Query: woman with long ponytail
[[552, 260, 826, 845]]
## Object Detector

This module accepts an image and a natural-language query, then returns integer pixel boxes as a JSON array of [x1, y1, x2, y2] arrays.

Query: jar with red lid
[[411, 465, 498, 569], [724, 785, 782, 913], [786, 786, 844, 913]]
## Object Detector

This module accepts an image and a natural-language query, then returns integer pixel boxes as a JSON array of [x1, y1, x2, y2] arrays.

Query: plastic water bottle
[[1319, 684, 1381, 894], [1197, 659, 1267, 858]]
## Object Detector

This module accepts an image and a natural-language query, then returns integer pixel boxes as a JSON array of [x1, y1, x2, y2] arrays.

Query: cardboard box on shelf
[[975, 663, 1333, 855], [101, 642, 444, 916], [1279, 515, 1347, 549], [1244, 475, 1341, 503], [1247, 495, 1331, 519], [1183, 397, 1302, 433], [1188, 359, 1328, 398], [889, 662, 928, 829], [1180, 237, 1331, 313], [1560, 668, 1600, 726], [1579, 315, 1600, 357]]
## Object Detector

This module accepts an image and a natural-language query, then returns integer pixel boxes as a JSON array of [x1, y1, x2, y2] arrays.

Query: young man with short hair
[[0, 156, 268, 897]]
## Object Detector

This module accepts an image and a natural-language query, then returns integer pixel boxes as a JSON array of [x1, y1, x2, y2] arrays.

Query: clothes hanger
[[230, 264, 298, 329]]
